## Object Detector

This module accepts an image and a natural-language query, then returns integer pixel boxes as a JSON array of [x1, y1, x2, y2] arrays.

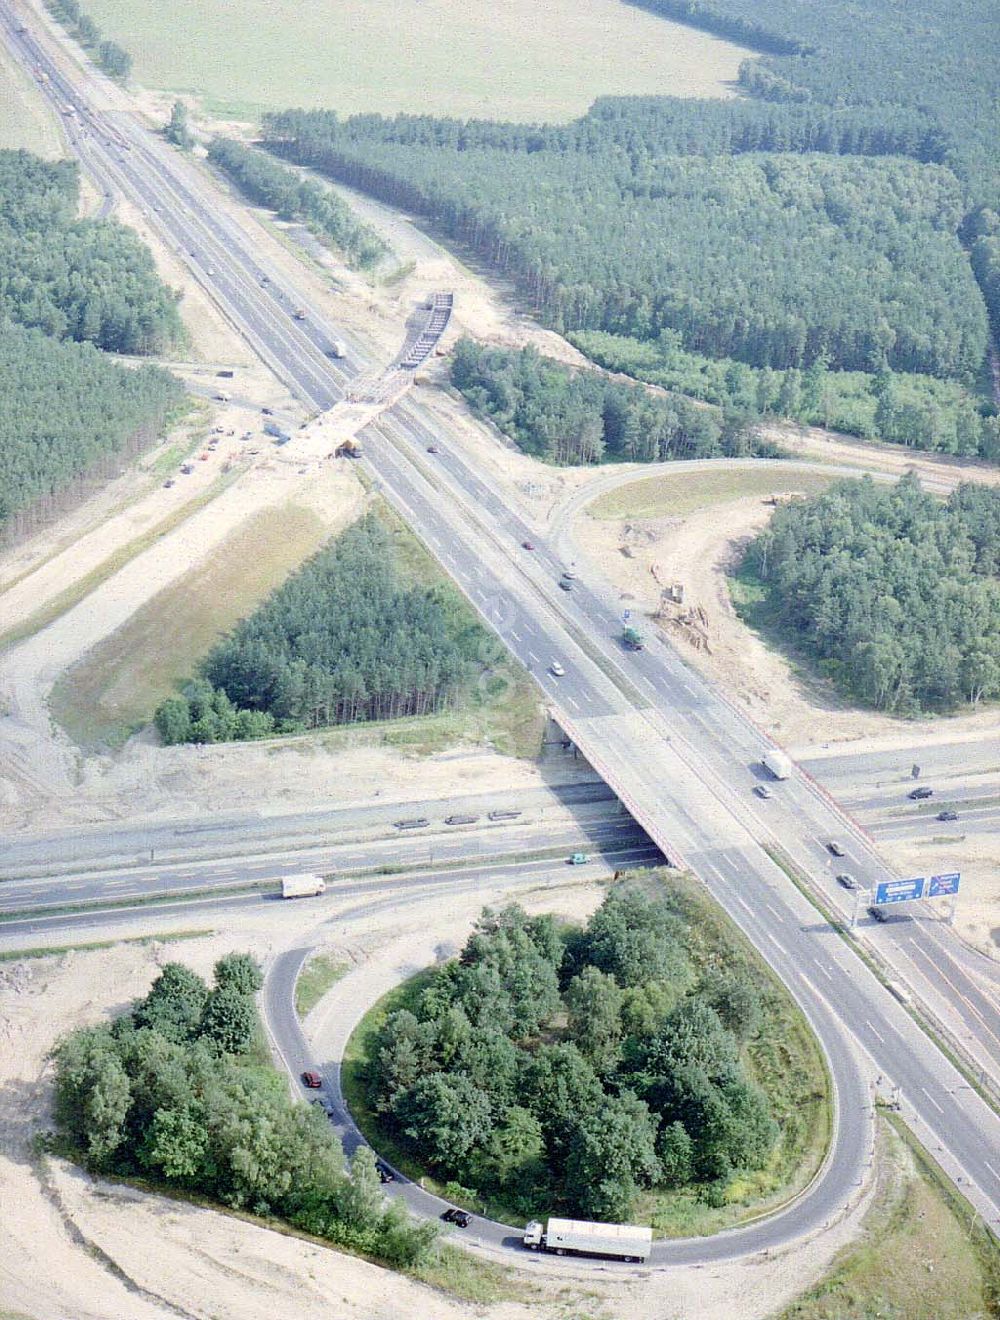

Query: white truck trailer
[[523, 1217, 652, 1262], [280, 874, 326, 899], [761, 749, 793, 780]]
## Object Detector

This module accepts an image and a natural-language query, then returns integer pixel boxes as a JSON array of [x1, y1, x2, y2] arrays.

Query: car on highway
[[521, 540, 535, 550], [908, 786, 934, 800], [550, 661, 565, 677], [445, 814, 479, 825], [310, 1096, 333, 1115], [568, 852, 590, 865], [206, 268, 216, 277], [301, 1070, 322, 1088], [826, 841, 846, 857], [867, 905, 888, 923], [562, 569, 577, 580], [441, 1208, 472, 1228], [937, 810, 959, 821], [394, 817, 430, 829], [261, 407, 274, 416], [753, 784, 772, 799], [836, 873, 858, 889], [558, 578, 574, 591], [375, 1160, 395, 1184], [427, 444, 439, 454], [163, 478, 175, 488]]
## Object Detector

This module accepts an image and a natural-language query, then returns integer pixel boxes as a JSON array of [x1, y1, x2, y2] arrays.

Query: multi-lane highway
[[3, 3, 998, 1242]]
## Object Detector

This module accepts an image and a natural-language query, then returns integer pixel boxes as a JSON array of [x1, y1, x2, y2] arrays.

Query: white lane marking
[[986, 1161, 999, 1181], [766, 931, 783, 951], [510, 629, 520, 642], [764, 902, 784, 922], [565, 696, 581, 712], [921, 1087, 944, 1115], [817, 963, 834, 981], [528, 651, 539, 664], [735, 895, 753, 915], [865, 1019, 884, 1043]]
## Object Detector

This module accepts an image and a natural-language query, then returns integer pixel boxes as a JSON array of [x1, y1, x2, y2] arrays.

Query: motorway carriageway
[[0, 815, 655, 915], [4, 11, 998, 1238], [0, 845, 661, 946]]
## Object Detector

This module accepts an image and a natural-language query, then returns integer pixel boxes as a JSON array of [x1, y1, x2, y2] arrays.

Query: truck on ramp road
[[523, 1217, 652, 1262]]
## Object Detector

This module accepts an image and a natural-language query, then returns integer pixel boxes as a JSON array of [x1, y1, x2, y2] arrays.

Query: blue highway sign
[[928, 872, 960, 897], [875, 877, 925, 905]]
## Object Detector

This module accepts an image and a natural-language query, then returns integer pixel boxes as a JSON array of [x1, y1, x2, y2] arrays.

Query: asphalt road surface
[[3, 8, 997, 1239]]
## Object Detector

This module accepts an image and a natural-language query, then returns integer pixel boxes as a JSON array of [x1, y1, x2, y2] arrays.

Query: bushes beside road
[[207, 137, 386, 270], [49, 952, 437, 1268]]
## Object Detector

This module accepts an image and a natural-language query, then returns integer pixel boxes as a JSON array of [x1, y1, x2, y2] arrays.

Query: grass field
[[50, 502, 333, 749], [82, 0, 751, 122], [294, 954, 348, 1019], [0, 44, 63, 155], [780, 1114, 1000, 1320], [589, 468, 838, 521]]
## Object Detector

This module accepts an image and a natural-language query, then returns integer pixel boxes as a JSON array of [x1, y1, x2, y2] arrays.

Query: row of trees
[[450, 338, 776, 465], [573, 331, 1000, 461], [271, 98, 947, 166], [155, 511, 504, 743], [0, 322, 181, 537], [51, 954, 436, 1267], [207, 137, 386, 270], [366, 891, 785, 1221], [262, 114, 986, 382], [745, 475, 1000, 713], [47, 0, 132, 79]]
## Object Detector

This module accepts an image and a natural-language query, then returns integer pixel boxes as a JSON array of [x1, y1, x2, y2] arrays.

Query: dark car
[[558, 578, 574, 591], [375, 1160, 395, 1184], [937, 809, 959, 821], [301, 1070, 322, 1088], [310, 1096, 333, 1114], [441, 1208, 472, 1227], [261, 407, 274, 416], [427, 444, 439, 454], [753, 784, 772, 800], [163, 478, 175, 488], [867, 905, 888, 923], [836, 873, 858, 890], [826, 841, 846, 858], [908, 786, 934, 800], [394, 817, 429, 830], [521, 540, 535, 550]]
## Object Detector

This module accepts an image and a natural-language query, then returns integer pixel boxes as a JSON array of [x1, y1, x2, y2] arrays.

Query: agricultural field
[[81, 0, 752, 121], [0, 46, 62, 155]]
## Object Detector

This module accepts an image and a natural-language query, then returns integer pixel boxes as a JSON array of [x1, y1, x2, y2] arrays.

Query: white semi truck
[[281, 874, 327, 899], [761, 749, 793, 780], [523, 1217, 652, 1262]]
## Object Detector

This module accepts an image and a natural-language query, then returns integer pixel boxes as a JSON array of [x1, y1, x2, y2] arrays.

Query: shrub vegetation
[[741, 475, 1000, 713], [353, 883, 828, 1225], [50, 952, 437, 1267]]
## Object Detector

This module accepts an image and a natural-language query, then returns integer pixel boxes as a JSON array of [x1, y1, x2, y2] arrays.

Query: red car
[[301, 1070, 322, 1089]]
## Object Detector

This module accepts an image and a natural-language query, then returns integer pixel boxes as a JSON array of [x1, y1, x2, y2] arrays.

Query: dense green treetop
[[367, 891, 780, 1219], [744, 475, 1000, 713]]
